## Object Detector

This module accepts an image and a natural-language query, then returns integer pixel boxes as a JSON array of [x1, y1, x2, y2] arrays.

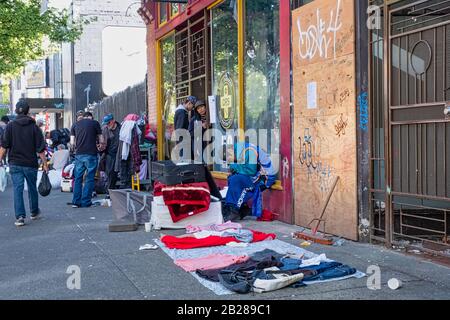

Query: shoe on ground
[[30, 212, 41, 220], [222, 205, 240, 222], [72, 204, 80, 208], [15, 217, 25, 227]]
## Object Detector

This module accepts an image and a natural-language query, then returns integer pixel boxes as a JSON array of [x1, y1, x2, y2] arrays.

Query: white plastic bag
[[24, 169, 61, 191], [0, 166, 7, 192]]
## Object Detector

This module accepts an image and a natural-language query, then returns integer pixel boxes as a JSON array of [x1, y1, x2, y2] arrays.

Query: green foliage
[[0, 107, 8, 118], [0, 81, 10, 104], [0, 0, 89, 78]]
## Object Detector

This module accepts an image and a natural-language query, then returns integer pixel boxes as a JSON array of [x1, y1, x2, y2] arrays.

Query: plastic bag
[[38, 171, 51, 197], [0, 167, 7, 192]]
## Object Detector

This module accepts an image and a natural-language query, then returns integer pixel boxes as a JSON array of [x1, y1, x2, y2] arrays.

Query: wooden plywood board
[[292, 0, 357, 240], [292, 0, 355, 65]]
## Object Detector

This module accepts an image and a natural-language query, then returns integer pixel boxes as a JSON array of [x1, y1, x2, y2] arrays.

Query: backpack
[[50, 130, 62, 147], [59, 128, 70, 145], [0, 126, 4, 148]]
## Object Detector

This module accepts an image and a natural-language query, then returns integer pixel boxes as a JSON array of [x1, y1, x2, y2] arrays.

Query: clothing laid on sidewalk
[[175, 254, 249, 272], [186, 221, 243, 234], [196, 251, 284, 282], [161, 230, 276, 249]]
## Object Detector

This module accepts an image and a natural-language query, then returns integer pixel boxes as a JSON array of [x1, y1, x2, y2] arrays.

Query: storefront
[[142, 0, 293, 224]]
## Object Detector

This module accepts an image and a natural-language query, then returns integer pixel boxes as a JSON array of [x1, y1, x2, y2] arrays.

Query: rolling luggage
[[152, 160, 206, 185]]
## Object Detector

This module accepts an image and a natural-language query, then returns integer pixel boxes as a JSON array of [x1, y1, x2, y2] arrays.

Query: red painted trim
[[276, 0, 293, 224], [154, 0, 218, 39], [146, 0, 294, 224]]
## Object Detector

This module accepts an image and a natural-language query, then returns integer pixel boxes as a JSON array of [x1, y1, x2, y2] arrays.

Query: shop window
[[161, 34, 177, 160], [159, 3, 168, 25], [244, 0, 280, 174], [171, 4, 179, 17], [210, 0, 239, 172]]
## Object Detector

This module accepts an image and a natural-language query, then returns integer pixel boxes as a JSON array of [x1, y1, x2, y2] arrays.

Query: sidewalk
[[0, 186, 449, 300]]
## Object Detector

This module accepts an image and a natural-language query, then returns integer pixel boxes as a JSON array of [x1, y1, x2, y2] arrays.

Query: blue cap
[[102, 114, 114, 125], [186, 96, 197, 105]]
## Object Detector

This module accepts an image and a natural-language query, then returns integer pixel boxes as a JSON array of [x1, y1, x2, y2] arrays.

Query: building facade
[[9, 54, 65, 132], [62, 0, 146, 127], [142, 0, 450, 252]]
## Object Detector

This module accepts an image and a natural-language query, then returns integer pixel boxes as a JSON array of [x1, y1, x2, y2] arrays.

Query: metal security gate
[[370, 0, 450, 254], [174, 13, 208, 105]]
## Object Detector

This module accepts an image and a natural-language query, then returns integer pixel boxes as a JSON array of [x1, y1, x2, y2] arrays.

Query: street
[[0, 185, 449, 300]]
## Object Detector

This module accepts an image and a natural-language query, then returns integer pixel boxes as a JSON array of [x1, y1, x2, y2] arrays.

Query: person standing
[[174, 96, 196, 160], [0, 100, 48, 227], [0, 116, 9, 160], [189, 100, 211, 162], [100, 114, 121, 192], [70, 112, 104, 208], [174, 96, 197, 131]]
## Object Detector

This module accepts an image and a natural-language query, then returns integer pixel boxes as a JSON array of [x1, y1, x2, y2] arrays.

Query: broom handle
[[312, 176, 340, 234]]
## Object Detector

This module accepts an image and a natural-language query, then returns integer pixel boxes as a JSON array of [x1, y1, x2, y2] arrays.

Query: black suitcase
[[152, 160, 206, 185]]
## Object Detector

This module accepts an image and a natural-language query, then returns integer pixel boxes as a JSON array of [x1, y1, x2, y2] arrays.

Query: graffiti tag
[[358, 91, 369, 131], [296, 0, 343, 61], [334, 113, 348, 137], [298, 129, 334, 193]]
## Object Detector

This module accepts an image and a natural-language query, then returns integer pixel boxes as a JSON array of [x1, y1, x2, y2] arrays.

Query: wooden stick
[[312, 176, 340, 234]]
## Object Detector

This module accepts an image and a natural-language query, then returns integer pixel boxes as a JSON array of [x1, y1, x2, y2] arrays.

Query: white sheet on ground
[[155, 238, 366, 296]]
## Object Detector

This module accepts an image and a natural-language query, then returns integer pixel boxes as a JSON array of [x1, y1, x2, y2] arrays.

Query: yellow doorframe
[[156, 31, 175, 161], [237, 0, 245, 135]]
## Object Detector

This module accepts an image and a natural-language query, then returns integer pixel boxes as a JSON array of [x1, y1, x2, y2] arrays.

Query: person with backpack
[[0, 116, 9, 166], [0, 100, 49, 227]]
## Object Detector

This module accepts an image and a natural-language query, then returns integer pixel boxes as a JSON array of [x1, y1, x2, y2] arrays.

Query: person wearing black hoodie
[[0, 99, 48, 227]]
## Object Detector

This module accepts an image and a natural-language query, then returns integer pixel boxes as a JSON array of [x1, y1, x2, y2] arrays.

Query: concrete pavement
[[0, 185, 449, 300]]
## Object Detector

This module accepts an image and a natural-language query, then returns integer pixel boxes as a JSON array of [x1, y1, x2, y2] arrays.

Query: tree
[[0, 0, 89, 78]]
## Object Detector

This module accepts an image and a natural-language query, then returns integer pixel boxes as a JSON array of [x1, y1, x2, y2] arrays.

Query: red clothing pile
[[154, 181, 211, 223], [161, 230, 277, 249]]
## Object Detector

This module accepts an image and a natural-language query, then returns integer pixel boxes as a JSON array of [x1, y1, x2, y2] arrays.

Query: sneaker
[[239, 205, 251, 220], [72, 204, 80, 208], [222, 205, 240, 222], [30, 212, 41, 220], [15, 217, 25, 227]]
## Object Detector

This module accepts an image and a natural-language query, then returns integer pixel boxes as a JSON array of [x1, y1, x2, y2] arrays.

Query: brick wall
[[146, 22, 157, 129]]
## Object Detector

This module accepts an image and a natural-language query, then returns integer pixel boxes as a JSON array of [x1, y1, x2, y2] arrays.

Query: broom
[[294, 176, 340, 245]]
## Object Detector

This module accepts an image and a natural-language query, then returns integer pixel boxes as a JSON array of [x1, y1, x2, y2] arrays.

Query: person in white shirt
[[51, 144, 70, 170]]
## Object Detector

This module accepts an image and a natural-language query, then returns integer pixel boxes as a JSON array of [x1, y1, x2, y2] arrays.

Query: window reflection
[[211, 0, 239, 172], [159, 4, 167, 25], [161, 35, 176, 159], [245, 0, 280, 171]]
